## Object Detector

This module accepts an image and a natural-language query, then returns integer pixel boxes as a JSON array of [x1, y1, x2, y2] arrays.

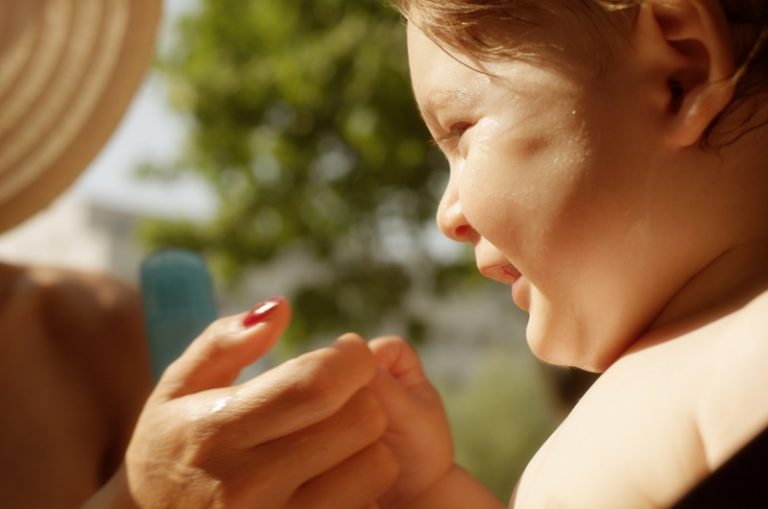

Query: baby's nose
[[436, 185, 475, 243]]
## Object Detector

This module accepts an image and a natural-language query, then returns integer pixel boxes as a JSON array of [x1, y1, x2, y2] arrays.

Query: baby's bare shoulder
[[695, 288, 768, 468], [516, 348, 707, 508], [514, 290, 768, 509], [725, 286, 768, 341]]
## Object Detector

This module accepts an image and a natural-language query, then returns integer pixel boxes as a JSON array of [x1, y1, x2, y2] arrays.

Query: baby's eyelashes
[[431, 122, 473, 149]]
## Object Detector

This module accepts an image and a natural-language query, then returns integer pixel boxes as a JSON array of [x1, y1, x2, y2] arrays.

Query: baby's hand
[[112, 298, 398, 509], [367, 336, 455, 508]]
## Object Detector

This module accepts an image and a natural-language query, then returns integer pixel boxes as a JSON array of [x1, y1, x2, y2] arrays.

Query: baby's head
[[401, 0, 768, 371], [400, 1, 767, 144]]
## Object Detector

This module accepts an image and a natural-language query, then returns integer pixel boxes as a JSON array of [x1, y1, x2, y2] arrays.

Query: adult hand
[[367, 336, 455, 508], [93, 297, 398, 509]]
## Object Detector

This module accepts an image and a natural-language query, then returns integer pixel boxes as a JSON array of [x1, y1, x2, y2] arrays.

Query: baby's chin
[[523, 290, 618, 373]]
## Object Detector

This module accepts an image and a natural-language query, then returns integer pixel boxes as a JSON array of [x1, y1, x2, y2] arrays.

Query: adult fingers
[[154, 296, 292, 401], [251, 387, 387, 492], [172, 388, 388, 509], [218, 333, 379, 446], [287, 442, 399, 509]]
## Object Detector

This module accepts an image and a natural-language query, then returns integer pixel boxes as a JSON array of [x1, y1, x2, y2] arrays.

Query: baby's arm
[[368, 337, 506, 509], [395, 466, 506, 509]]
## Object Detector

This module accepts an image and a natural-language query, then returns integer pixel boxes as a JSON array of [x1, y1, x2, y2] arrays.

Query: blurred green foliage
[[140, 0, 478, 349]]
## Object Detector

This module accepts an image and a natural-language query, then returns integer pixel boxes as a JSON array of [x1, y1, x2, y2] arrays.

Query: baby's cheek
[[463, 134, 555, 239], [459, 149, 521, 243]]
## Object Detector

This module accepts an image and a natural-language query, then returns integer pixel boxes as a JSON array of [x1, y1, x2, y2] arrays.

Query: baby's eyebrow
[[419, 87, 474, 124]]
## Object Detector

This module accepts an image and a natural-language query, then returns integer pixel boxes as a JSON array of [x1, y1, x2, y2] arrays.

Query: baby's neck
[[649, 236, 768, 336], [646, 114, 768, 338]]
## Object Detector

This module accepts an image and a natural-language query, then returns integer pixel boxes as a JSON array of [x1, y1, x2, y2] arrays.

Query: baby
[[361, 0, 768, 508]]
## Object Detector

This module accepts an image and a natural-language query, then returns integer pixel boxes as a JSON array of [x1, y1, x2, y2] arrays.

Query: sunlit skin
[[0, 263, 151, 508], [408, 16, 768, 373], [386, 0, 768, 508]]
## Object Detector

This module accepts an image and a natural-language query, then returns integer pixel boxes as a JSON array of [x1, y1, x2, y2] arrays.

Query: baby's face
[[408, 22, 685, 371]]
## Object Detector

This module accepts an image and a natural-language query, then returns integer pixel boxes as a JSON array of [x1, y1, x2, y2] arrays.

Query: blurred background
[[0, 0, 596, 500]]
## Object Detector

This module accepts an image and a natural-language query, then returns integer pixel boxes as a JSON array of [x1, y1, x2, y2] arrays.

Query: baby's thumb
[[154, 296, 291, 401]]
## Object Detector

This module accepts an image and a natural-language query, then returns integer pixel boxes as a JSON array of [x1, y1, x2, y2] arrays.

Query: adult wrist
[[81, 464, 139, 509]]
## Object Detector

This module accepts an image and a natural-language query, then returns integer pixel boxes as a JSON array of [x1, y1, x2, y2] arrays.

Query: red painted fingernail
[[242, 297, 283, 327]]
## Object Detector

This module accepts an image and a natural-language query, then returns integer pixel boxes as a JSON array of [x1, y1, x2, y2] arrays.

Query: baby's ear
[[634, 0, 736, 148]]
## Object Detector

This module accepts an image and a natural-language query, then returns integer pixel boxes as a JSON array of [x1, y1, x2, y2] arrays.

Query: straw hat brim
[[0, 0, 162, 232]]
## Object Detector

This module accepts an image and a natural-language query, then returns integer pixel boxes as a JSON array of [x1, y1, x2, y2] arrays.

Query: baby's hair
[[396, 0, 768, 147]]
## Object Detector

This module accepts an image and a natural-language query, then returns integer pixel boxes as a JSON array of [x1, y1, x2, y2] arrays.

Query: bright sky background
[[72, 0, 216, 220]]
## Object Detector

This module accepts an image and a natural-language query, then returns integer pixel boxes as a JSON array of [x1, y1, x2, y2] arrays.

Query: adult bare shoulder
[[30, 265, 151, 381], [40, 266, 152, 468], [0, 263, 151, 507], [33, 266, 151, 442]]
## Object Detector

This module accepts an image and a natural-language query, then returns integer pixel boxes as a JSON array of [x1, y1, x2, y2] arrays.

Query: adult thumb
[[154, 296, 292, 401]]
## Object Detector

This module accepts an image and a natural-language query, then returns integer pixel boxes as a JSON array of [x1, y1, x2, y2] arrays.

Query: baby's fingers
[[369, 335, 434, 394]]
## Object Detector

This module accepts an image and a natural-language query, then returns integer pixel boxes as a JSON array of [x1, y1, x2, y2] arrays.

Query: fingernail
[[242, 297, 283, 328]]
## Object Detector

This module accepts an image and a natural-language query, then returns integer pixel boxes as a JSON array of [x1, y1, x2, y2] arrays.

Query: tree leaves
[[142, 0, 475, 347]]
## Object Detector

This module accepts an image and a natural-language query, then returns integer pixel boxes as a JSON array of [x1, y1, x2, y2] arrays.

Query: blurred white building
[[0, 192, 141, 280]]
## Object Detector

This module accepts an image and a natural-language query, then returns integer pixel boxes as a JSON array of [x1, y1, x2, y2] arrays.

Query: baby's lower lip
[[501, 265, 521, 284]]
